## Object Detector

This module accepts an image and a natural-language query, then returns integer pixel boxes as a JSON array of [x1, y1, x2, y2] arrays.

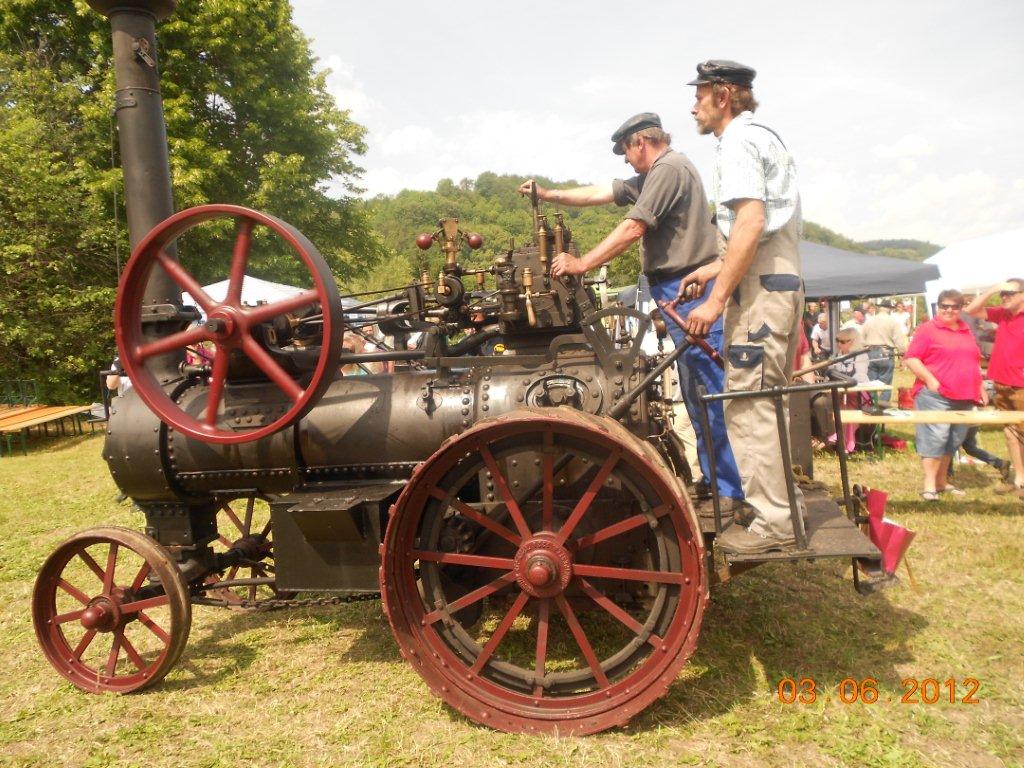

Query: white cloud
[[862, 170, 1024, 243], [574, 75, 625, 97], [321, 55, 383, 124], [381, 125, 435, 157], [871, 134, 936, 160]]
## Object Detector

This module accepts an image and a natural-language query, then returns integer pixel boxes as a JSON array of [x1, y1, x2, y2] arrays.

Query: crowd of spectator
[[801, 281, 1024, 502]]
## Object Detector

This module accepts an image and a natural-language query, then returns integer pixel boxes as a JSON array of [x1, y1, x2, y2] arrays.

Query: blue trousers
[[649, 277, 744, 500], [867, 348, 894, 403]]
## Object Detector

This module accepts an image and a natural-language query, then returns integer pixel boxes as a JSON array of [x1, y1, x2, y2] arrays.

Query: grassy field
[[1, 422, 1022, 768]]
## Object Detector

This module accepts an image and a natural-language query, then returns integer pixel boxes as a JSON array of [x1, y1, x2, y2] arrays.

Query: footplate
[[721, 492, 880, 565]]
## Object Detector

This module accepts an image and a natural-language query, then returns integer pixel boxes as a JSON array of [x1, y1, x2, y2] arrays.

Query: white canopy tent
[[181, 275, 307, 315], [924, 228, 1024, 314]]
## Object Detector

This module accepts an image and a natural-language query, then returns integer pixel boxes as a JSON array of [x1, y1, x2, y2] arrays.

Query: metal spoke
[[429, 487, 521, 546], [120, 634, 147, 672], [574, 504, 669, 550], [155, 250, 217, 313], [577, 578, 663, 649], [102, 543, 118, 595], [244, 290, 321, 325], [57, 578, 91, 605], [134, 325, 210, 363], [130, 562, 152, 592], [470, 590, 530, 674], [203, 352, 230, 427], [52, 608, 87, 625], [226, 218, 254, 305], [554, 594, 609, 687], [119, 594, 170, 614], [77, 550, 107, 584], [240, 336, 303, 402], [137, 612, 170, 644], [553, 449, 620, 546], [220, 502, 246, 535], [104, 631, 122, 677], [541, 431, 554, 532], [573, 563, 686, 585], [423, 572, 517, 624], [533, 598, 550, 696], [72, 629, 97, 661], [242, 497, 256, 535], [480, 446, 532, 539], [412, 550, 514, 570]]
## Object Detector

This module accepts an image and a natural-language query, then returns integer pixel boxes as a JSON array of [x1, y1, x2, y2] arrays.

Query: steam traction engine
[[32, 0, 879, 735]]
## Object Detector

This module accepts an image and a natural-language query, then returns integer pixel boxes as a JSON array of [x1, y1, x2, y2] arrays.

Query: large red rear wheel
[[115, 204, 343, 444], [32, 527, 191, 693], [380, 408, 706, 734]]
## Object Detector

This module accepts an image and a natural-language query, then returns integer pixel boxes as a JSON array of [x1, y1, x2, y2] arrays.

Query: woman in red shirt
[[903, 289, 984, 500]]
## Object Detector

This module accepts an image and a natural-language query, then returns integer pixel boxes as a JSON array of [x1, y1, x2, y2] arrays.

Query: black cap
[[611, 112, 661, 155], [877, 299, 895, 309], [687, 59, 756, 88]]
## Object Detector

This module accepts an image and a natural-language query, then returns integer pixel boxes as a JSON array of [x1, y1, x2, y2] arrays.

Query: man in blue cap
[[681, 59, 806, 554], [518, 111, 745, 516]]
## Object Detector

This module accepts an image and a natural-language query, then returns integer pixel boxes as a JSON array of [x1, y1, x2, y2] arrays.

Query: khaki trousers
[[722, 216, 805, 538]]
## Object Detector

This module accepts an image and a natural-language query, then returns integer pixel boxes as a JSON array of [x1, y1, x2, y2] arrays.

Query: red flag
[[865, 488, 916, 575]]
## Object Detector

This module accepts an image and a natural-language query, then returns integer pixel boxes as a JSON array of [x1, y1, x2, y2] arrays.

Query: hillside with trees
[[361, 173, 939, 290], [859, 239, 942, 261]]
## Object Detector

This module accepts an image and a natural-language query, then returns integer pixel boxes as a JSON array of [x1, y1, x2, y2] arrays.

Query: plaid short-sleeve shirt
[[713, 111, 800, 239]]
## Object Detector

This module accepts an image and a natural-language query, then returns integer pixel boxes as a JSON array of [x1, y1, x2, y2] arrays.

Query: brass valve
[[536, 215, 550, 271], [522, 267, 537, 327]]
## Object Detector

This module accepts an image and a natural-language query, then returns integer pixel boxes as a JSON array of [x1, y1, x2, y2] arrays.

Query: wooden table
[[840, 409, 1024, 425], [0, 405, 92, 456]]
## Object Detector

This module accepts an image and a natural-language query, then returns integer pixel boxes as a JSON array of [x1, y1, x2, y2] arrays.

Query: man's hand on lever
[[678, 259, 722, 300], [551, 252, 585, 277], [518, 180, 547, 199], [683, 294, 725, 337]]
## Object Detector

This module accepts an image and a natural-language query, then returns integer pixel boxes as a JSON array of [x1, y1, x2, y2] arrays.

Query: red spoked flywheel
[[114, 204, 343, 444], [380, 407, 707, 735]]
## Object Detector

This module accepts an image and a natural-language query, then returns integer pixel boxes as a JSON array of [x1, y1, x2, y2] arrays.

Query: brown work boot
[[995, 481, 1024, 496], [695, 496, 745, 519], [716, 524, 796, 555]]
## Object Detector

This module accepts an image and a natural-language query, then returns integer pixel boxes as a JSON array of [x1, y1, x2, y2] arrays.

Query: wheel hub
[[80, 597, 120, 632], [204, 308, 239, 344], [513, 534, 572, 598]]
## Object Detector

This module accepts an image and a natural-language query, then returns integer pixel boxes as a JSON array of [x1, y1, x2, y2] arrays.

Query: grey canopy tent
[[618, 241, 940, 306]]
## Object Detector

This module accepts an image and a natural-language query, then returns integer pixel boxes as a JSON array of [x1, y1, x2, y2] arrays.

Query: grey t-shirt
[[612, 148, 718, 281]]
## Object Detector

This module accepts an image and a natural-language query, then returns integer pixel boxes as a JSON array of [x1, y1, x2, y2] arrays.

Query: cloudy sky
[[290, 0, 1023, 246]]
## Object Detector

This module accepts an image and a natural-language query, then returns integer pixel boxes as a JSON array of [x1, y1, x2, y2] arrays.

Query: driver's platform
[[700, 490, 881, 565]]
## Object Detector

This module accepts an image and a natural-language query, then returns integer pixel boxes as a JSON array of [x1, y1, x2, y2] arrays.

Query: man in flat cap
[[518, 112, 746, 514], [680, 59, 806, 554], [860, 298, 908, 401]]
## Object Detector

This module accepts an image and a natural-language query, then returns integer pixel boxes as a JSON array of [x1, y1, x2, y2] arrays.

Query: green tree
[[0, 0, 383, 401]]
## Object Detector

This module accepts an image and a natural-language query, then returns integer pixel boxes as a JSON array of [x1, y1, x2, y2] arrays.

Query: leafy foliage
[[0, 0, 382, 401]]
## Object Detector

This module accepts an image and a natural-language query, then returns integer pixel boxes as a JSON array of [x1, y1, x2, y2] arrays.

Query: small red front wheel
[[114, 204, 343, 444], [32, 527, 191, 694]]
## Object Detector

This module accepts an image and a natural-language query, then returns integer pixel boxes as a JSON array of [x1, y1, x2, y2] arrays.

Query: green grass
[[1, 424, 1022, 768]]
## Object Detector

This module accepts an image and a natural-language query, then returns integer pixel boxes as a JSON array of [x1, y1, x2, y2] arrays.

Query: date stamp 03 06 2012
[[777, 677, 981, 705]]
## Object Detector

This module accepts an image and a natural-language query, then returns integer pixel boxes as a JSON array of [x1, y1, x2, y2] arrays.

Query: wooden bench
[[0, 405, 93, 457]]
